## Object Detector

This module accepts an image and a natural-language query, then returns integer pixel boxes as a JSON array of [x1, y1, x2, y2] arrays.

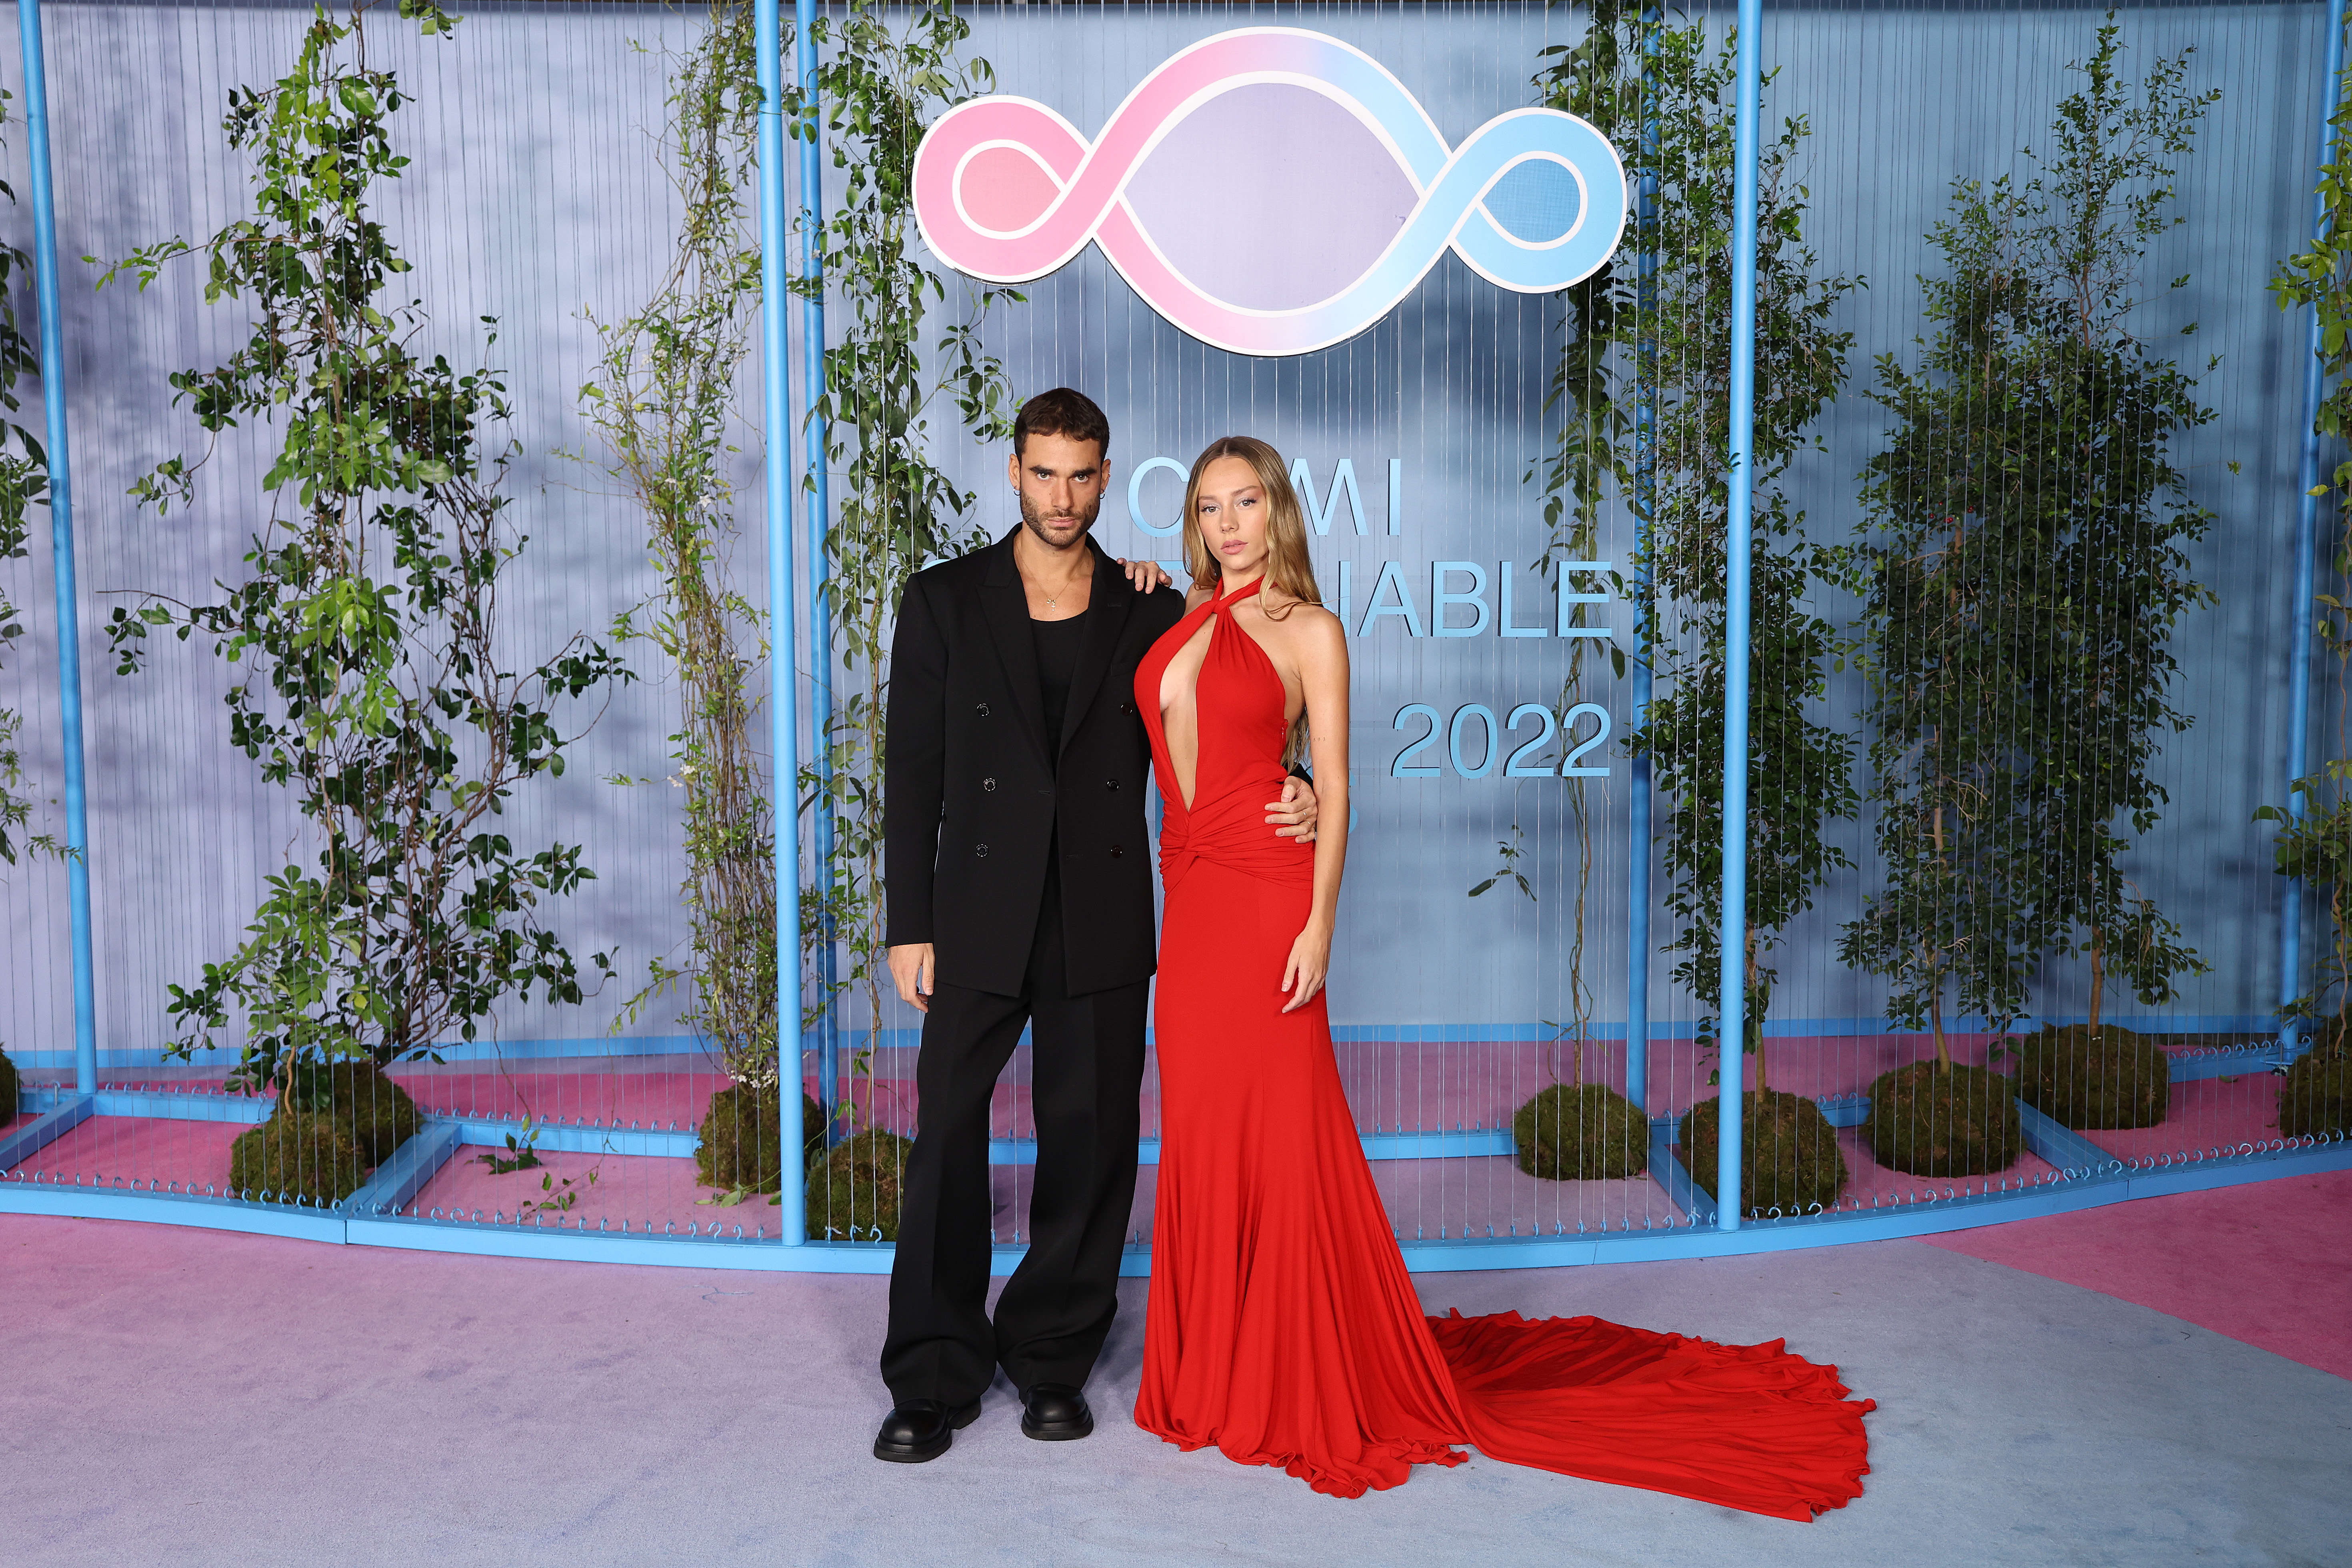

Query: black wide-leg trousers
[[880, 873, 1149, 1407]]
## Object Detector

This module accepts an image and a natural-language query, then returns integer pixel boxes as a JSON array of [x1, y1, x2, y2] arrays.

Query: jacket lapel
[[1059, 542, 1133, 757], [979, 528, 1050, 767]]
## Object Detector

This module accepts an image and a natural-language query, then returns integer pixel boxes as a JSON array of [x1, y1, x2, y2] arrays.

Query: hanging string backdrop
[[0, 0, 2344, 1260]]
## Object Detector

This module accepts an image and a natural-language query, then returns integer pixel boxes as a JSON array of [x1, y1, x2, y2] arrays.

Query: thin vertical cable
[[2285, 0, 2348, 1051], [796, 0, 839, 1143], [758, 0, 807, 1242], [17, 0, 94, 1098], [1716, 0, 1763, 1232]]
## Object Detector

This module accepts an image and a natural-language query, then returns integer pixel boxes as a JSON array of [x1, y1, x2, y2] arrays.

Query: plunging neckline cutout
[[1158, 576, 1279, 814]]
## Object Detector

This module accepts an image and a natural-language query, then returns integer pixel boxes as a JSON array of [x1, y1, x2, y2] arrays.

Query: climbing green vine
[[1480, 0, 1652, 1088], [793, 0, 1018, 1124], [584, 4, 778, 1096]]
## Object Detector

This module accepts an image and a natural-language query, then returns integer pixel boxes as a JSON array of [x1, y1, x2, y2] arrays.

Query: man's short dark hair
[[1012, 387, 1111, 460]]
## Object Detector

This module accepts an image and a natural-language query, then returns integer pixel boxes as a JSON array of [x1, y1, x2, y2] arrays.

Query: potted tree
[[1490, 2, 1677, 1186], [584, 7, 799, 1200], [1925, 26, 2219, 1133], [1538, 4, 1857, 1215], [103, 1, 629, 1202], [1822, 35, 2225, 1170], [792, 0, 1018, 1239], [1837, 489, 2035, 1172], [591, 0, 1015, 1230]]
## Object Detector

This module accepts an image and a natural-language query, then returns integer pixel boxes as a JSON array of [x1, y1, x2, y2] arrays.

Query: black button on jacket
[[884, 529, 1186, 997]]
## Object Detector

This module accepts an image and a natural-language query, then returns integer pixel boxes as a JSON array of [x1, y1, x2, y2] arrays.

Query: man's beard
[[1019, 488, 1101, 547]]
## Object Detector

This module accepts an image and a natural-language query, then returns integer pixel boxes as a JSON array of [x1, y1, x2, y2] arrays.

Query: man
[[874, 388, 1316, 1462]]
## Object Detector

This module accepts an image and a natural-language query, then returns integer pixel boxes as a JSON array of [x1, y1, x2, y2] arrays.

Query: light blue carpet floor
[[2, 1214, 2344, 1567]]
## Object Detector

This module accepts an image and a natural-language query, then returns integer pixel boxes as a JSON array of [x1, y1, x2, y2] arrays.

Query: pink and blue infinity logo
[[912, 28, 1628, 358]]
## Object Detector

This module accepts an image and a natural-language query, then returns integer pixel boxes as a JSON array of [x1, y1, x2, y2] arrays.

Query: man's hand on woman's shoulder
[[1117, 558, 1175, 593]]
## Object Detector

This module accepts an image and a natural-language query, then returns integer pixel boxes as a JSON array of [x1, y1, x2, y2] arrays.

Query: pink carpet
[[16, 1116, 247, 1194], [16, 1049, 2345, 1382], [1924, 1166, 2352, 1379], [2075, 1076, 2295, 1164]]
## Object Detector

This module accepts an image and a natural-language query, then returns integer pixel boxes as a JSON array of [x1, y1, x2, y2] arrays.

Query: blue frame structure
[[4, 0, 2350, 1275], [8, 1060, 2345, 1271], [1710, 0, 1766, 1231], [16, 0, 95, 1099], [755, 0, 808, 1244]]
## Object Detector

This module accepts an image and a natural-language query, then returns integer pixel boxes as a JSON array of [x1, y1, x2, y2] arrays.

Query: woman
[[1130, 436, 1874, 1517]]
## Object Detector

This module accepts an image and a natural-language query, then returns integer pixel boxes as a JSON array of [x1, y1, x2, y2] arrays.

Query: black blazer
[[884, 528, 1188, 997]]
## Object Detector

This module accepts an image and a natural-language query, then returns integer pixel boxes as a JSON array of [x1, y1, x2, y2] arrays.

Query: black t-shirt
[[1032, 609, 1090, 921], [1032, 609, 1089, 748]]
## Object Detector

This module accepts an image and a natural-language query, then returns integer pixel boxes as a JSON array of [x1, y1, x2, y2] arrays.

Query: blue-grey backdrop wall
[[0, 0, 2332, 1072]]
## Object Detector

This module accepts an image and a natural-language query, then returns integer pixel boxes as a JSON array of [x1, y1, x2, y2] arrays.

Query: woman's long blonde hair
[[1180, 436, 1324, 619], [1179, 436, 1324, 763]]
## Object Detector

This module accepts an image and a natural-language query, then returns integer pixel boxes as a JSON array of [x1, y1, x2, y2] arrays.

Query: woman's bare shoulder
[[1287, 602, 1345, 636], [1250, 598, 1345, 676], [1272, 602, 1348, 654]]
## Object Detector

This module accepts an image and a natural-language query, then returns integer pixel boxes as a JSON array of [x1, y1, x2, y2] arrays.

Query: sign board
[[913, 27, 1627, 356]]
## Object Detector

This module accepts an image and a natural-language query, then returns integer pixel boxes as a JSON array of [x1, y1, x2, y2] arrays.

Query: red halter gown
[[1130, 576, 1874, 1517]]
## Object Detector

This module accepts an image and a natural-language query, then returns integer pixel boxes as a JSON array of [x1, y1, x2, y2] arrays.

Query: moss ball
[[2277, 1040, 2351, 1142], [277, 1055, 423, 1164], [2009, 1024, 2170, 1130], [0, 1045, 18, 1129], [1680, 1088, 1850, 1218], [229, 1110, 366, 1206], [324, 1059, 422, 1164], [696, 1084, 827, 1194], [1512, 1083, 1648, 1180], [1866, 1061, 2022, 1176], [806, 1128, 911, 1242]]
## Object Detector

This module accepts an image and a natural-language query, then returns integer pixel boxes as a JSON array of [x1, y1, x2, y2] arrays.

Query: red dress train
[[1130, 578, 1874, 1518]]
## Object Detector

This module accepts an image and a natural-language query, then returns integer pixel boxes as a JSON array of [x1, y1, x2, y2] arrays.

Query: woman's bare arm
[[1280, 606, 1350, 1012]]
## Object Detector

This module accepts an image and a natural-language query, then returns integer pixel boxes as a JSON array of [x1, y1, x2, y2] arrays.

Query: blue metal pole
[[796, 0, 839, 1145], [1625, 5, 1661, 1116], [1716, 0, 1764, 1232], [18, 0, 96, 1097], [2284, 0, 2348, 1052], [757, 0, 807, 1242]]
